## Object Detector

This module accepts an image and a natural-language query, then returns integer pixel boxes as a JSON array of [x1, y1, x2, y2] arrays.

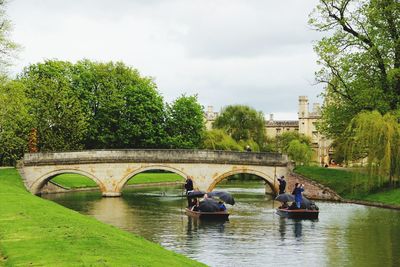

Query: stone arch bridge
[[17, 149, 290, 197]]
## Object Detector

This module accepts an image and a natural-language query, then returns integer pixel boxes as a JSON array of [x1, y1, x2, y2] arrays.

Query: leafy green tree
[[286, 139, 313, 166], [165, 95, 205, 148], [0, 78, 31, 165], [202, 129, 243, 151], [0, 1, 19, 72], [212, 105, 266, 149], [275, 131, 312, 154], [72, 60, 166, 148], [20, 61, 88, 151], [310, 0, 400, 138], [343, 111, 400, 186]]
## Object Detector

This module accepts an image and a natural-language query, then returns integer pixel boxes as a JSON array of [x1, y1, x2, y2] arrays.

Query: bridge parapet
[[22, 149, 288, 166]]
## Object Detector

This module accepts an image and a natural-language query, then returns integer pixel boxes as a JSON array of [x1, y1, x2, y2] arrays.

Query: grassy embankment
[[52, 172, 184, 189], [0, 168, 204, 267], [295, 166, 400, 206]]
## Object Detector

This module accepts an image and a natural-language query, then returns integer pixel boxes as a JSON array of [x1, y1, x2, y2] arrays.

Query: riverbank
[[294, 166, 400, 209], [0, 168, 204, 266]]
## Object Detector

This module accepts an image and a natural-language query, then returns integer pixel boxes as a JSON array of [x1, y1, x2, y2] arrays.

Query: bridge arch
[[207, 168, 279, 194], [117, 165, 189, 192], [30, 169, 104, 195]]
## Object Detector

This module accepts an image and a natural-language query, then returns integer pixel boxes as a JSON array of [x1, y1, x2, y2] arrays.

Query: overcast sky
[[7, 0, 325, 120]]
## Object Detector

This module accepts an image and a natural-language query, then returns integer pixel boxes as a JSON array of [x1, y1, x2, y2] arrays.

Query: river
[[42, 184, 400, 267]]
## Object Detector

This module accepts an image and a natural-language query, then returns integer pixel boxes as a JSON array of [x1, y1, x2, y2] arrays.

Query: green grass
[[358, 188, 400, 205], [0, 168, 204, 267], [52, 172, 184, 189], [294, 166, 400, 206]]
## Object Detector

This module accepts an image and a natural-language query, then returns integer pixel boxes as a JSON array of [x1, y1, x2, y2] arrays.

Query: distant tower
[[298, 96, 309, 119], [298, 96, 309, 135]]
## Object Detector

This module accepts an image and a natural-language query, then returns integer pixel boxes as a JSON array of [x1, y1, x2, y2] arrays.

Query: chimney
[[269, 113, 274, 121]]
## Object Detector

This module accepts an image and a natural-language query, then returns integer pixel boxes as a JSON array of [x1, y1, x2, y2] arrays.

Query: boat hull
[[276, 208, 319, 219], [185, 208, 229, 220]]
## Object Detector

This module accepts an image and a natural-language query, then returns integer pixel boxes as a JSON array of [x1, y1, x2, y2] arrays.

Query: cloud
[[7, 0, 325, 119]]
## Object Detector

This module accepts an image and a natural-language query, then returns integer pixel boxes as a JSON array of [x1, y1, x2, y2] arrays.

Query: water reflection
[[43, 185, 400, 267]]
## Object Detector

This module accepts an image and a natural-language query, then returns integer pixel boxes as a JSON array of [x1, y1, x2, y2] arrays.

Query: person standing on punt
[[184, 178, 194, 207], [292, 183, 304, 209], [277, 175, 286, 194]]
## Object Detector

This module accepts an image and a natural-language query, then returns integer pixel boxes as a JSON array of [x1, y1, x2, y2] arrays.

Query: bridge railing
[[21, 149, 288, 166]]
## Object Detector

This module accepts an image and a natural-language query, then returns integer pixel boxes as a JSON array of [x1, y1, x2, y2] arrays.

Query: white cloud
[[7, 0, 325, 119]]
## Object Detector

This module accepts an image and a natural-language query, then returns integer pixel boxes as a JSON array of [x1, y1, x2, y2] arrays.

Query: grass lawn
[[358, 188, 400, 205], [294, 166, 400, 206], [0, 168, 204, 267], [52, 172, 184, 189]]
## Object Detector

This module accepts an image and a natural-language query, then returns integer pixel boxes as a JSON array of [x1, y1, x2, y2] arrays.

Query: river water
[[42, 184, 400, 267]]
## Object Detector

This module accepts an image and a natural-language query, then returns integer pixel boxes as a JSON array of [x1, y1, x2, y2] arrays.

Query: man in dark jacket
[[277, 176, 286, 194], [184, 178, 194, 207]]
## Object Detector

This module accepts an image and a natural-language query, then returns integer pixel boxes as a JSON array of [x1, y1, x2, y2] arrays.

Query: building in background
[[204, 96, 333, 165]]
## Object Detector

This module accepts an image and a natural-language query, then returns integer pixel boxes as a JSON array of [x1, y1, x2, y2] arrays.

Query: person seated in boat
[[191, 199, 200, 211], [279, 201, 289, 209], [218, 201, 226, 211], [288, 202, 297, 210]]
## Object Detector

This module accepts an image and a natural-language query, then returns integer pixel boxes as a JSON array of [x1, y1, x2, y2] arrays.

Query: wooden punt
[[276, 208, 319, 219], [185, 208, 229, 220]]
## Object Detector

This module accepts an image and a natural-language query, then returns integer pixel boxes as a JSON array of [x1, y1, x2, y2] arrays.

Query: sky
[[7, 0, 326, 120]]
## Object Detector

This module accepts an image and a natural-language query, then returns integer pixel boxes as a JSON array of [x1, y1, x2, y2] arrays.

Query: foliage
[[20, 61, 88, 151], [286, 139, 313, 165], [0, 1, 19, 73], [202, 129, 243, 151], [0, 168, 204, 266], [73, 60, 166, 149], [343, 111, 400, 186], [275, 131, 312, 153], [212, 105, 266, 148], [0, 78, 31, 165], [164, 94, 205, 148], [310, 0, 400, 138]]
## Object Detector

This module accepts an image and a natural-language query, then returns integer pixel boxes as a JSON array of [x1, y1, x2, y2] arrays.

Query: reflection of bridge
[[18, 149, 289, 197]]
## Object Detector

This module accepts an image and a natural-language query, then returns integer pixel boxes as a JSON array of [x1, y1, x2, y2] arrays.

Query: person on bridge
[[277, 175, 286, 194], [292, 183, 304, 209]]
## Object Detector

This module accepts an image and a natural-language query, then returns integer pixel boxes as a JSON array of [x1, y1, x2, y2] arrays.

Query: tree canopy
[[310, 0, 400, 138], [0, 78, 31, 164], [212, 105, 266, 149], [0, 1, 18, 73], [164, 95, 205, 148]]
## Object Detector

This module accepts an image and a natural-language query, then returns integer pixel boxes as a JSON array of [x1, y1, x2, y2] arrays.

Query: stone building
[[204, 96, 332, 165]]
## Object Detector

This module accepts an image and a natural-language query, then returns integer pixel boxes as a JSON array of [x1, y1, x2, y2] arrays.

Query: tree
[[72, 60, 166, 149], [310, 0, 400, 138], [0, 1, 19, 73], [343, 111, 400, 186], [286, 139, 313, 166], [275, 131, 312, 154], [165, 95, 205, 148], [202, 129, 243, 151], [20, 61, 88, 151], [0, 78, 31, 165], [212, 105, 266, 149]]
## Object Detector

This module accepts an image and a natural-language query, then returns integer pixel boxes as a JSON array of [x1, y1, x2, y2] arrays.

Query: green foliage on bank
[[294, 166, 400, 206], [0, 168, 204, 266], [0, 60, 206, 165], [212, 105, 266, 150], [52, 172, 184, 189]]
